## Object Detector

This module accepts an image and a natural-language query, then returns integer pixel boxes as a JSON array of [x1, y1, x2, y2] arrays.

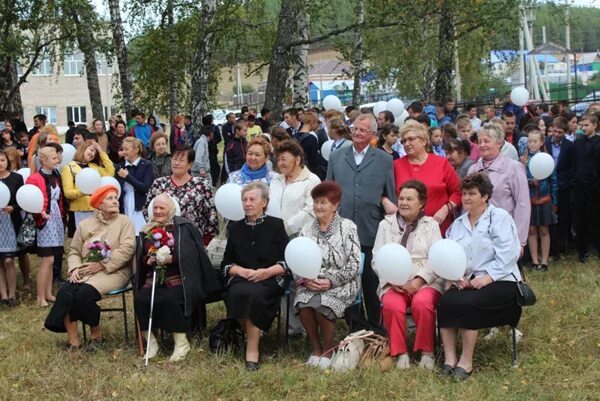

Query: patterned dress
[[37, 185, 65, 248], [144, 176, 218, 237]]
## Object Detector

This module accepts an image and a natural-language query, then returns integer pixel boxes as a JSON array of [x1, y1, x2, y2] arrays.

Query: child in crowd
[[1, 128, 18, 151], [429, 127, 445, 156], [456, 116, 481, 161], [377, 126, 400, 160], [522, 130, 557, 272]]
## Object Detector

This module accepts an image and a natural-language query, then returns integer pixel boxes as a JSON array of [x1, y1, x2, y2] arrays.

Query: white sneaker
[[418, 354, 435, 370], [318, 357, 332, 370], [142, 331, 159, 360], [395, 353, 410, 369], [169, 332, 190, 362], [307, 355, 320, 366], [483, 327, 500, 341]]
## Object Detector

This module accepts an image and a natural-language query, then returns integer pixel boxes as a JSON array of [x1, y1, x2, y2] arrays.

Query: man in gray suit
[[326, 113, 397, 332]]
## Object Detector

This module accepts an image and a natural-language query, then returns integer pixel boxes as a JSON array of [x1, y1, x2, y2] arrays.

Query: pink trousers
[[381, 287, 441, 356]]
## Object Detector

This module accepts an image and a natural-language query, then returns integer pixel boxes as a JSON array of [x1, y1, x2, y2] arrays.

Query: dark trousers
[[572, 186, 600, 256], [53, 252, 63, 280], [550, 188, 572, 255], [209, 153, 220, 187], [345, 246, 384, 334]]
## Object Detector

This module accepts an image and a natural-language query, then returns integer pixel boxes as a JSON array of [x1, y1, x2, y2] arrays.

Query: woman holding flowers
[[44, 185, 136, 351], [134, 193, 220, 362]]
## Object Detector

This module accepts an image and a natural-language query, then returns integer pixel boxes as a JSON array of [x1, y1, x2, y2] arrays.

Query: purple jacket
[[468, 153, 531, 246]]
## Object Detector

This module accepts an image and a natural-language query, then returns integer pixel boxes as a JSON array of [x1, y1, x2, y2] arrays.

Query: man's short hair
[[345, 106, 356, 114], [407, 101, 423, 114], [379, 110, 395, 123], [415, 114, 431, 127], [550, 105, 560, 115], [184, 115, 192, 121], [552, 116, 569, 131], [579, 114, 598, 125], [260, 108, 270, 116], [34, 114, 47, 122], [502, 110, 515, 119], [537, 103, 549, 113], [466, 104, 477, 112], [284, 108, 299, 119]]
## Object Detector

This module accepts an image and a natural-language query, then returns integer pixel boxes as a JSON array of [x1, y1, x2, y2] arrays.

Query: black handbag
[[17, 213, 36, 248], [209, 319, 243, 353], [512, 273, 536, 306]]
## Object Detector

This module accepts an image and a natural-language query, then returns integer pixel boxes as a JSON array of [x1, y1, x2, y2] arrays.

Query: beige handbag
[[331, 330, 373, 373], [206, 222, 228, 269]]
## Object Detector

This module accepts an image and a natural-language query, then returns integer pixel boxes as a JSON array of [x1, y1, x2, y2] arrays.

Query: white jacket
[[269, 166, 321, 236], [192, 135, 210, 176]]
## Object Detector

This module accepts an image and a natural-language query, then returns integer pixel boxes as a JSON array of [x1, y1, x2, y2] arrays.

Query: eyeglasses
[[400, 136, 421, 145], [351, 127, 372, 134]]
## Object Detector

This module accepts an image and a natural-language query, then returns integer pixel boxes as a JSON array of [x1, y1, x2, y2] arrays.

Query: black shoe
[[440, 364, 454, 376], [579, 253, 589, 263], [453, 366, 472, 380], [245, 361, 260, 371], [6, 298, 18, 308], [86, 338, 103, 352], [539, 264, 548, 272]]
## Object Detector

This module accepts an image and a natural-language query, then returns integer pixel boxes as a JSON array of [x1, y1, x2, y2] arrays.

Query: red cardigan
[[26, 172, 65, 228], [393, 154, 461, 235]]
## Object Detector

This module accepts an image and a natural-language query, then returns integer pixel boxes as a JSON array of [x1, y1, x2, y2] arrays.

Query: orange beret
[[89, 185, 119, 209]]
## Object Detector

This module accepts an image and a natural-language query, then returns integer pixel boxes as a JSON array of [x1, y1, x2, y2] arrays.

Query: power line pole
[[565, 2, 572, 99]]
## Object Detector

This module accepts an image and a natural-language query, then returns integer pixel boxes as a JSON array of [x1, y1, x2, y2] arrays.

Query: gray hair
[[477, 122, 505, 144], [242, 181, 270, 210], [354, 113, 378, 134]]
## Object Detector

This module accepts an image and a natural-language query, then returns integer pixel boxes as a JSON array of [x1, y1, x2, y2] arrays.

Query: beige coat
[[373, 214, 444, 298], [68, 212, 136, 294]]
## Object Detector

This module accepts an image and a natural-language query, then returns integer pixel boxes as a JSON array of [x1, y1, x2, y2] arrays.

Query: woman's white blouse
[[446, 205, 522, 282]]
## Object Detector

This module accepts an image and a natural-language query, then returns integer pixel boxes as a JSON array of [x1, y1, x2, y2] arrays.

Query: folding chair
[[82, 284, 133, 342]]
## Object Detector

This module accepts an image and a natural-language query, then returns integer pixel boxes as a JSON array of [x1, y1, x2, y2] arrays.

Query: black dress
[[222, 216, 289, 332]]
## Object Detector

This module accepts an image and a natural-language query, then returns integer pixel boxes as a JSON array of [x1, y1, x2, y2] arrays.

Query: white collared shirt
[[352, 146, 368, 166], [125, 157, 141, 167], [446, 205, 522, 282]]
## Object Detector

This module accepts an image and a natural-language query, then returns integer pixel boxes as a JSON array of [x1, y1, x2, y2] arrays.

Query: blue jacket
[[130, 123, 152, 148], [544, 137, 575, 190], [116, 158, 154, 212], [525, 151, 558, 205]]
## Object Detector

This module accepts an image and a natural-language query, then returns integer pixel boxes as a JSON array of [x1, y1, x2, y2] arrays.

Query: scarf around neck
[[397, 210, 425, 248], [240, 163, 270, 183]]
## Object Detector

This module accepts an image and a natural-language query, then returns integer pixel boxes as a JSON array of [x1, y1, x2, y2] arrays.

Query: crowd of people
[[0, 93, 598, 378]]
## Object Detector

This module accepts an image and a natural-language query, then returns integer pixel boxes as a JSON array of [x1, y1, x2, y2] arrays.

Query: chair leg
[[122, 292, 129, 342], [135, 318, 145, 357], [82, 323, 87, 342], [511, 327, 518, 366], [285, 292, 291, 345]]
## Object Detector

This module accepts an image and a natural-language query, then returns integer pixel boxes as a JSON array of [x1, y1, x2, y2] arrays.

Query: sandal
[[86, 338, 103, 352], [440, 364, 455, 376], [64, 343, 81, 352]]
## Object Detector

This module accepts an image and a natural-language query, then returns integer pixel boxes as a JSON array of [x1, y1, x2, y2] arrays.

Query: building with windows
[[19, 52, 119, 134]]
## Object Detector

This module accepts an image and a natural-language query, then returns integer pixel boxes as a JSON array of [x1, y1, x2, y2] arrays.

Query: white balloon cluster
[[529, 152, 555, 180], [322, 95, 343, 111], [16, 184, 44, 213], [75, 168, 102, 195], [373, 243, 413, 285], [428, 239, 467, 281], [285, 237, 322, 279]]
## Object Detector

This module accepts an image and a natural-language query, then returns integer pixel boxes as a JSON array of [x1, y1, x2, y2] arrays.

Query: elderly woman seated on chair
[[373, 179, 444, 370], [438, 173, 523, 380], [294, 181, 361, 370], [222, 181, 290, 371], [44, 185, 135, 351], [134, 194, 220, 362]]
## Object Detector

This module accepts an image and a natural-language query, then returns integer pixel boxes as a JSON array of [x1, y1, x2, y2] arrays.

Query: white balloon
[[395, 110, 409, 128], [60, 144, 77, 168], [17, 168, 30, 182], [147, 195, 181, 220], [373, 243, 412, 285], [75, 168, 102, 195], [0, 183, 10, 209], [428, 239, 467, 281], [266, 200, 281, 218], [320, 140, 335, 161], [16, 184, 44, 213], [322, 95, 342, 111], [386, 98, 405, 117], [511, 87, 530, 107], [214, 183, 244, 221], [285, 237, 322, 279], [100, 176, 122, 197], [373, 101, 388, 117], [529, 152, 555, 180]]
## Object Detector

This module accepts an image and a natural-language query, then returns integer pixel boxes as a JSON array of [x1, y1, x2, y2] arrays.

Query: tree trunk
[[190, 0, 217, 130], [108, 0, 135, 120], [351, 0, 364, 106], [166, 0, 178, 123], [434, 0, 454, 102], [0, 57, 23, 114], [72, 10, 104, 122], [263, 0, 301, 120], [291, 2, 309, 109]]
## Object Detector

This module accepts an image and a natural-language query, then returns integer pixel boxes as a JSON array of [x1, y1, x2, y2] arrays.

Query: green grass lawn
[[0, 254, 599, 401]]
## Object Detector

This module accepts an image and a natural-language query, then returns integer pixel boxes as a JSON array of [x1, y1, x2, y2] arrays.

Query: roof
[[489, 50, 558, 64], [309, 59, 351, 76]]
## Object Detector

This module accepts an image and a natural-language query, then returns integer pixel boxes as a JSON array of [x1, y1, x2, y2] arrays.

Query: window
[[64, 53, 84, 76], [103, 106, 118, 121], [35, 107, 57, 124], [96, 56, 113, 76], [67, 106, 87, 124], [32, 59, 52, 76]]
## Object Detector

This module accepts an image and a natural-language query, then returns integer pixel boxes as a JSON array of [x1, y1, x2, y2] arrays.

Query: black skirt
[[225, 277, 284, 332], [44, 283, 102, 333], [437, 281, 522, 330], [135, 285, 190, 333]]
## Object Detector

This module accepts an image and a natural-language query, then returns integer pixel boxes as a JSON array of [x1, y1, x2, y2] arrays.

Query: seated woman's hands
[[391, 277, 425, 295], [304, 278, 332, 292], [447, 275, 493, 290], [69, 263, 104, 283]]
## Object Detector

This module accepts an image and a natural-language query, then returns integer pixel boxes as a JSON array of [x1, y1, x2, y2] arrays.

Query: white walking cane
[[144, 269, 158, 367]]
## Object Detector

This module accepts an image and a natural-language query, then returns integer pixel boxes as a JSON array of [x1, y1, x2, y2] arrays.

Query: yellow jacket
[[61, 151, 116, 211]]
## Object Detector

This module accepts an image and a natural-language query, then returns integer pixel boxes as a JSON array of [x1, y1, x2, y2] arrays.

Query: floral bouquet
[[84, 240, 112, 263], [145, 227, 175, 284]]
